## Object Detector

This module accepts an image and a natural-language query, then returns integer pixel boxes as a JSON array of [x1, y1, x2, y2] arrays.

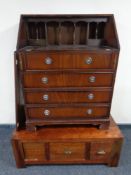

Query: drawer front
[[24, 52, 114, 70], [90, 141, 113, 160], [26, 106, 109, 119], [23, 72, 113, 88], [50, 142, 85, 161], [22, 142, 46, 161], [25, 90, 112, 104]]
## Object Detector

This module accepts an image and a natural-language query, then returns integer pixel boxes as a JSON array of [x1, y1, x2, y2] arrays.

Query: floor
[[0, 125, 131, 175]]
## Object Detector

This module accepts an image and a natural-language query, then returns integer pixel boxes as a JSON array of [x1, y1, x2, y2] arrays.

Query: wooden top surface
[[12, 117, 123, 141]]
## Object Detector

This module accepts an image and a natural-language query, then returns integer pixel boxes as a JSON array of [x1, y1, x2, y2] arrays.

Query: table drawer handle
[[41, 77, 48, 84], [89, 76, 96, 83], [97, 150, 106, 155], [88, 93, 94, 100], [64, 150, 72, 155], [45, 57, 53, 65], [86, 109, 93, 115], [43, 94, 49, 101], [44, 109, 50, 116], [85, 57, 93, 64]]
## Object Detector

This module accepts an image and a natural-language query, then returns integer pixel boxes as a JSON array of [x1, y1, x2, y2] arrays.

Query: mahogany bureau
[[11, 14, 123, 168], [11, 117, 123, 168], [14, 14, 120, 131]]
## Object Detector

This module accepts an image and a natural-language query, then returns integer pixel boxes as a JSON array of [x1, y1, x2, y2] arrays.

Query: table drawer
[[23, 52, 114, 70], [23, 72, 113, 88], [50, 142, 85, 161], [26, 105, 109, 119], [21, 142, 46, 161], [90, 141, 113, 160], [25, 90, 112, 104]]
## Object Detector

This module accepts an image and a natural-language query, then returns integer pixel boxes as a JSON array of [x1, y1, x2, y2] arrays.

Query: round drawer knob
[[43, 94, 49, 101], [41, 77, 48, 84], [85, 57, 93, 64], [44, 109, 50, 116], [89, 76, 96, 83], [88, 93, 94, 100], [45, 57, 52, 65], [87, 109, 93, 115]]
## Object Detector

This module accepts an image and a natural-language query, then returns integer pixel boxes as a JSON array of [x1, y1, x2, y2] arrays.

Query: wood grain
[[23, 72, 113, 88], [24, 51, 114, 70], [24, 90, 112, 104]]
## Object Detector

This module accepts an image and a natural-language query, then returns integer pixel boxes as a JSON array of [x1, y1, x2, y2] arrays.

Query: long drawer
[[26, 105, 109, 119], [23, 72, 114, 88], [24, 90, 112, 104], [22, 51, 115, 70]]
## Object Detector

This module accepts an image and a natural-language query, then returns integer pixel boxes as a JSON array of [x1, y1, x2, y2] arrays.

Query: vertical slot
[[88, 22, 103, 47], [37, 22, 46, 39], [58, 22, 61, 45], [28, 22, 37, 39], [45, 23, 48, 46], [47, 21, 59, 45], [89, 22, 97, 39], [86, 22, 90, 44], [75, 21, 87, 45], [73, 22, 76, 45], [28, 22, 46, 46], [60, 21, 74, 45], [97, 22, 106, 39]]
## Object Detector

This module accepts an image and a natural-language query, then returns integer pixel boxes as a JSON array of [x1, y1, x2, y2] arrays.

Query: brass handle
[[86, 109, 92, 115], [45, 57, 53, 65], [64, 150, 72, 155], [44, 109, 50, 116], [85, 57, 93, 64], [88, 93, 94, 100], [97, 150, 106, 155], [89, 76, 96, 83], [43, 94, 49, 101], [41, 77, 48, 84]]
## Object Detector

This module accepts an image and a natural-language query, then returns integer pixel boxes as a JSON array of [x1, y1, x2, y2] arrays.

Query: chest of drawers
[[15, 14, 120, 131]]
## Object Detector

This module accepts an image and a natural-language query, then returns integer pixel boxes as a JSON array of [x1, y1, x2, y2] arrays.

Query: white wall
[[0, 0, 131, 124]]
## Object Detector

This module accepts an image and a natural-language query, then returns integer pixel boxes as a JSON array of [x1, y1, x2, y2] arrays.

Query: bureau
[[15, 14, 120, 131], [12, 117, 123, 168]]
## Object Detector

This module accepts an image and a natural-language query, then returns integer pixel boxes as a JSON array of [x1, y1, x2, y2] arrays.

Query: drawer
[[26, 105, 109, 119], [50, 142, 85, 161], [25, 90, 112, 104], [23, 52, 114, 70], [90, 141, 113, 160], [21, 142, 46, 161], [23, 72, 113, 88]]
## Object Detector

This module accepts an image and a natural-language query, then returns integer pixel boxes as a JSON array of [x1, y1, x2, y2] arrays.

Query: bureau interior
[[17, 15, 119, 49]]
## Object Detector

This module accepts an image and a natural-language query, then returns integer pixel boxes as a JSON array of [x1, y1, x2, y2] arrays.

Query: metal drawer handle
[[85, 57, 93, 64], [45, 57, 53, 65], [97, 150, 106, 155], [86, 109, 92, 115], [43, 94, 49, 101], [88, 93, 94, 100], [89, 76, 96, 83], [44, 109, 50, 116], [64, 150, 72, 155], [41, 77, 48, 84]]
